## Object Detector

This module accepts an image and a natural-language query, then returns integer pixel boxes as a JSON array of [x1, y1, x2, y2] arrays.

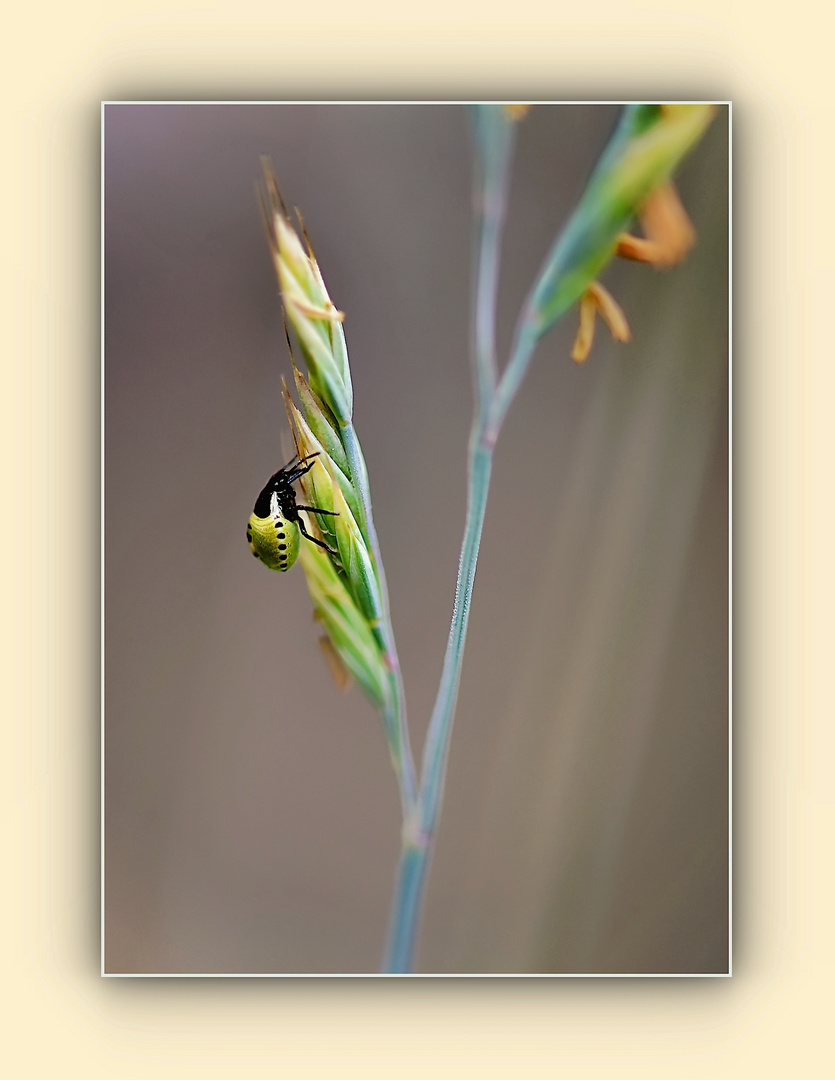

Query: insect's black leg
[[297, 516, 339, 556], [296, 505, 339, 517]]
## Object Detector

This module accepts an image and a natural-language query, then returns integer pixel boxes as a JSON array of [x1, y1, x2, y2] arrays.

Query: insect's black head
[[253, 469, 295, 519], [252, 453, 319, 519]]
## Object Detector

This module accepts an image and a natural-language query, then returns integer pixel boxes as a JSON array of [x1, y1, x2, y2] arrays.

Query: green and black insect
[[247, 453, 338, 572]]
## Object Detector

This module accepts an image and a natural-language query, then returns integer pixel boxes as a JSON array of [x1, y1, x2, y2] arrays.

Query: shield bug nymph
[[247, 453, 338, 572]]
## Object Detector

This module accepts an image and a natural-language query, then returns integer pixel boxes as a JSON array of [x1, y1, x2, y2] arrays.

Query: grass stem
[[382, 108, 515, 971]]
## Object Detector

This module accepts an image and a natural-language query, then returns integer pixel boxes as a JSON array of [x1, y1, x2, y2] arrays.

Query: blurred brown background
[[104, 103, 729, 975]]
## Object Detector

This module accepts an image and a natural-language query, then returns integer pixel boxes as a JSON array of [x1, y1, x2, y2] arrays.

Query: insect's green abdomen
[[247, 503, 300, 572]]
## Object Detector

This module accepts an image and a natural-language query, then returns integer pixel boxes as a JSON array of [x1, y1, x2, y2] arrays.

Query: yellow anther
[[571, 291, 598, 363], [571, 281, 631, 363], [287, 295, 345, 322], [616, 181, 697, 269]]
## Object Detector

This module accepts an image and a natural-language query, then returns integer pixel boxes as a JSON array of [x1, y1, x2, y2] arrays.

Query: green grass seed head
[[264, 163, 393, 711]]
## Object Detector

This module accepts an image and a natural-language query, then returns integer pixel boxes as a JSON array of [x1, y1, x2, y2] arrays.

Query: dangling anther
[[615, 181, 697, 269], [571, 281, 631, 364]]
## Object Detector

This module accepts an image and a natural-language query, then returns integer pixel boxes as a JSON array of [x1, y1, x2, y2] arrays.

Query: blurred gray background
[[104, 104, 729, 975]]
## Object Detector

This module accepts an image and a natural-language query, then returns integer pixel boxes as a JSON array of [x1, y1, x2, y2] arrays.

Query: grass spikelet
[[286, 393, 362, 533], [261, 160, 353, 425], [298, 534, 388, 709], [286, 399, 386, 654], [327, 481, 385, 648], [291, 363, 351, 476]]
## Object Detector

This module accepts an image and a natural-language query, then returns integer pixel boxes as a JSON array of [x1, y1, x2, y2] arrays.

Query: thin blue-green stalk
[[471, 104, 515, 406], [383, 838, 428, 974], [419, 438, 492, 835], [383, 106, 514, 973], [384, 440, 493, 972]]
